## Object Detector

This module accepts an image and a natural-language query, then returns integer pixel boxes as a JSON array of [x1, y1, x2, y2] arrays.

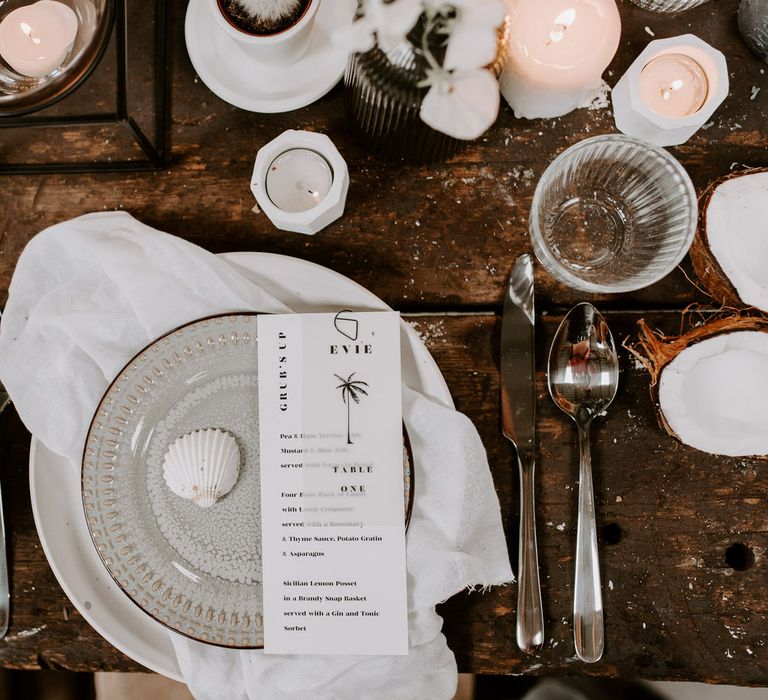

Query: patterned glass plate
[[82, 313, 411, 648]]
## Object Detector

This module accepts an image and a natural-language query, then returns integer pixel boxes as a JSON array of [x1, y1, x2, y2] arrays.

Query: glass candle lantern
[[0, 0, 115, 116]]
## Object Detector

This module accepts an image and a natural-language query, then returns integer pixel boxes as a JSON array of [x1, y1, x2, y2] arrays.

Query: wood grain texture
[[0, 0, 766, 685], [1, 0, 767, 311], [427, 312, 768, 685]]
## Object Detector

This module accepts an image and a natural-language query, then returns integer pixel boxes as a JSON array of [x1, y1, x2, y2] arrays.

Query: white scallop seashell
[[162, 429, 240, 508]]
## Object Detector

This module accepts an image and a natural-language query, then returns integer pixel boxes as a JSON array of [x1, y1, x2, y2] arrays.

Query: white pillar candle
[[499, 0, 621, 119], [612, 35, 728, 147], [0, 0, 78, 78], [265, 148, 333, 213]]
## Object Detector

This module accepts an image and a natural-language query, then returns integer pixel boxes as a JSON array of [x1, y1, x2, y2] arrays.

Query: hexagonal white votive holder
[[251, 130, 349, 235], [611, 34, 729, 147]]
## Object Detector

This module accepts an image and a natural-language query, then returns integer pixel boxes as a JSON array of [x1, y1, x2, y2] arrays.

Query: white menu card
[[257, 311, 408, 656]]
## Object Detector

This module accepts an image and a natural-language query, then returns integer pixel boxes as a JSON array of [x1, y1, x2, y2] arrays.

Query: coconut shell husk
[[624, 311, 768, 446], [689, 167, 768, 309]]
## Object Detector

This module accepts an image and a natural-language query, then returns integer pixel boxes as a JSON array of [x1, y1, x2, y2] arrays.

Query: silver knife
[[0, 384, 9, 639], [500, 254, 544, 654]]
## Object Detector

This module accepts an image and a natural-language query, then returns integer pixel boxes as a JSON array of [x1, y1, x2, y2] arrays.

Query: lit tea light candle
[[0, 0, 78, 78], [265, 148, 333, 213], [499, 0, 621, 119], [612, 35, 728, 147], [638, 53, 709, 118]]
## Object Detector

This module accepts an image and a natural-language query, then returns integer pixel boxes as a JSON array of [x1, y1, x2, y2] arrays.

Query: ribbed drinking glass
[[529, 134, 697, 293]]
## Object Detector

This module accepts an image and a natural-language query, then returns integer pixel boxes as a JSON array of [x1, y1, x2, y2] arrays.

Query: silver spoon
[[547, 303, 619, 663]]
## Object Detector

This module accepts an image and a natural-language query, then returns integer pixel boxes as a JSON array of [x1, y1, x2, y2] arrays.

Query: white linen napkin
[[0, 211, 513, 700]]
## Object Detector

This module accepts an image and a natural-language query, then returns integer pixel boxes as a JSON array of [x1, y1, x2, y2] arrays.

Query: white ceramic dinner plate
[[30, 252, 453, 680], [184, 0, 354, 113]]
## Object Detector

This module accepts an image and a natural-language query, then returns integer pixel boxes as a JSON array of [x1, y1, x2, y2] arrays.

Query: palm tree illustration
[[335, 373, 369, 445]]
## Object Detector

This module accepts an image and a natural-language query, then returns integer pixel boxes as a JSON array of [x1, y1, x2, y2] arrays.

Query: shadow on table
[[475, 677, 667, 700], [0, 669, 94, 699], [0, 669, 672, 699]]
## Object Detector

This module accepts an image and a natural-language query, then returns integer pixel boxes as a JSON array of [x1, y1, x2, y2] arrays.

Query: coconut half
[[690, 168, 768, 311], [627, 314, 768, 457]]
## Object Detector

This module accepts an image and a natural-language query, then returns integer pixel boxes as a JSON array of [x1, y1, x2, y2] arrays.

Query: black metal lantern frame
[[0, 0, 169, 174]]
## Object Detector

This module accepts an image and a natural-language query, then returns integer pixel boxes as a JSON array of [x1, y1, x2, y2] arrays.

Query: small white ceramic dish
[[31, 252, 453, 679], [184, 0, 354, 113]]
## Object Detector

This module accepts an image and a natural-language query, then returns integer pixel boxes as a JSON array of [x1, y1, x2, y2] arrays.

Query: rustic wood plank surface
[[0, 0, 766, 686], [432, 312, 768, 685], [1, 0, 767, 312]]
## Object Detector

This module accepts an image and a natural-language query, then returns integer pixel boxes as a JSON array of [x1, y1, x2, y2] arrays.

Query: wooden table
[[0, 0, 766, 686]]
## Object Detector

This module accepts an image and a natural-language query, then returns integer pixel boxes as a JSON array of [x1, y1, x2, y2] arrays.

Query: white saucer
[[184, 0, 354, 113], [30, 252, 453, 681]]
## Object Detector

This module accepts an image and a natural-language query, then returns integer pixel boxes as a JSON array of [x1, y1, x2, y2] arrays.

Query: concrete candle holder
[[611, 34, 729, 147], [251, 130, 349, 235]]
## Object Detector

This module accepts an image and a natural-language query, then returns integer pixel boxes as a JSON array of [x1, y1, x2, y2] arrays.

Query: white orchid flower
[[451, 0, 506, 26], [338, 0, 507, 141], [420, 67, 500, 140], [419, 0, 504, 138], [444, 0, 505, 70], [334, 0, 422, 54]]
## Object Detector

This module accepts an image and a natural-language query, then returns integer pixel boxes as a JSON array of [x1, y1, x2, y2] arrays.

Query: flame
[[19, 20, 42, 45], [549, 7, 576, 43]]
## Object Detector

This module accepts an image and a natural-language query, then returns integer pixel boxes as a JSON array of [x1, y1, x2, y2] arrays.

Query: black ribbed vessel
[[344, 19, 508, 165], [345, 41, 460, 164]]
